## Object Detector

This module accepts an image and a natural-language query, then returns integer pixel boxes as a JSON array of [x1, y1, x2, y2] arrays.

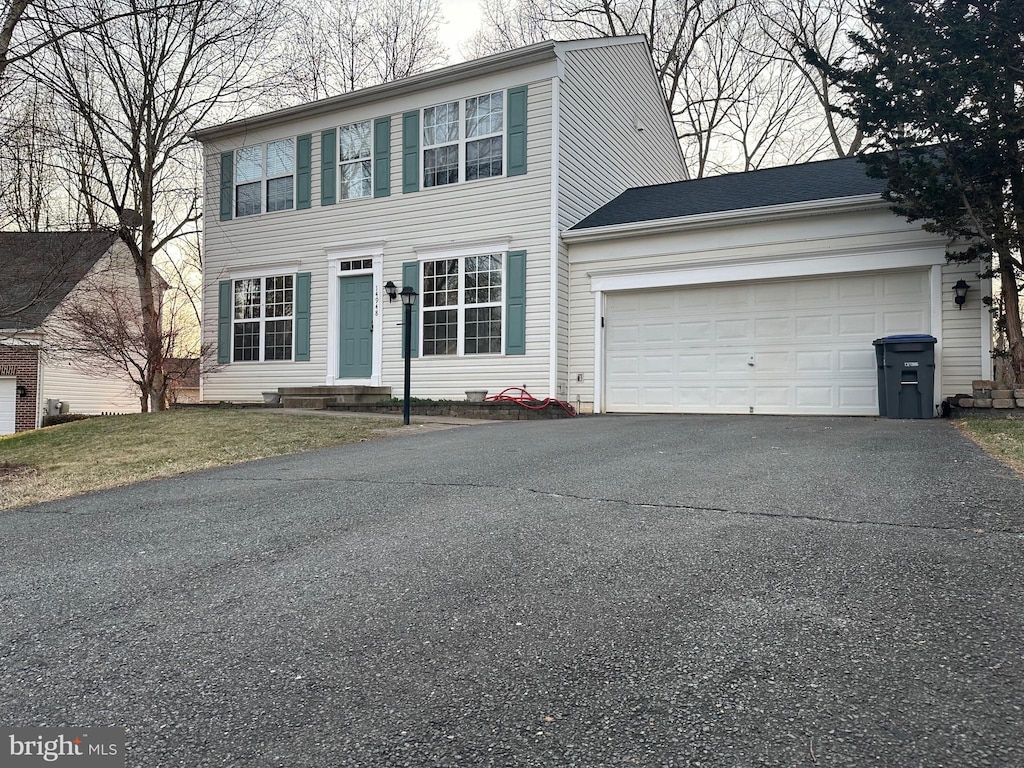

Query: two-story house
[[195, 37, 685, 405], [197, 37, 992, 417]]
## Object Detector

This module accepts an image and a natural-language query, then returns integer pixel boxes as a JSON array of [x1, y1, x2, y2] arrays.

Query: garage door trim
[[590, 250, 946, 414]]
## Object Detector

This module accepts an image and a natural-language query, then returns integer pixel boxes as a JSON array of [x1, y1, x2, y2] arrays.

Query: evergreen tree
[[835, 0, 1024, 384]]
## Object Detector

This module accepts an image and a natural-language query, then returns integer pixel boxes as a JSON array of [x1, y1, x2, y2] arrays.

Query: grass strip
[[0, 409, 400, 511], [956, 417, 1024, 476]]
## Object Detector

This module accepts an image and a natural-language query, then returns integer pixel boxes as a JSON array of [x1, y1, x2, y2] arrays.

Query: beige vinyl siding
[[202, 78, 554, 402], [39, 244, 143, 415], [940, 261, 989, 394], [557, 41, 686, 232]]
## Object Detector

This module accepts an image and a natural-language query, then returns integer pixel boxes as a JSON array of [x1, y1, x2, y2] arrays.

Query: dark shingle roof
[[0, 231, 118, 330], [571, 155, 886, 231]]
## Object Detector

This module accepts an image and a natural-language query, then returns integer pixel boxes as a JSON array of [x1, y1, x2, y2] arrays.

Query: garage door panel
[[604, 270, 930, 415], [839, 386, 877, 408], [1, 378, 16, 435], [755, 316, 794, 339], [796, 315, 833, 338], [883, 310, 928, 334], [642, 322, 675, 344]]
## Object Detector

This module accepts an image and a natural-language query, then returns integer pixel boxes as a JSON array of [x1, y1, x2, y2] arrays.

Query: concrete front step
[[277, 386, 391, 397], [277, 385, 391, 410]]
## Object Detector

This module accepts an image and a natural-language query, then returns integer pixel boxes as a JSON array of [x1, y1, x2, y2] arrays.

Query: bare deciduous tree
[[276, 0, 448, 102], [27, 0, 281, 411]]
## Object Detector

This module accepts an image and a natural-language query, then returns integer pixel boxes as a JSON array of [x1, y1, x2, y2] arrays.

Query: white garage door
[[604, 270, 931, 415], [0, 378, 16, 435]]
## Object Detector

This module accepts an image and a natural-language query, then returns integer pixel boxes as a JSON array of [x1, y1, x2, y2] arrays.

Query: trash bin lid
[[876, 334, 937, 344]]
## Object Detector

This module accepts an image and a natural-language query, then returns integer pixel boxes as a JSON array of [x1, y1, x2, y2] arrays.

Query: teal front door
[[339, 274, 373, 378]]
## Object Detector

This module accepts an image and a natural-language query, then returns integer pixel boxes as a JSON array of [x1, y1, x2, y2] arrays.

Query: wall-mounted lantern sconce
[[383, 280, 397, 302], [16, 385, 27, 398], [953, 279, 970, 310]]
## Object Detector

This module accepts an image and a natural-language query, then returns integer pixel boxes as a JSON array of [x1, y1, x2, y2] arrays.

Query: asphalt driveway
[[1, 415, 1022, 767]]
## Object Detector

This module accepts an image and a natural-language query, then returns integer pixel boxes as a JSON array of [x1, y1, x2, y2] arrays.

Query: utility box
[[872, 334, 937, 419]]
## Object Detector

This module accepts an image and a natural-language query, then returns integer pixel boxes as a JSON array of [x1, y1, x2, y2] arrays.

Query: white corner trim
[[414, 238, 512, 260], [930, 265, 943, 406], [548, 74, 561, 399], [592, 292, 605, 413], [562, 195, 888, 243]]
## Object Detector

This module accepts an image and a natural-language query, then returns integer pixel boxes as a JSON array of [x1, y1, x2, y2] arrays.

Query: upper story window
[[234, 139, 295, 217], [339, 120, 372, 200], [422, 91, 504, 188], [232, 275, 294, 361]]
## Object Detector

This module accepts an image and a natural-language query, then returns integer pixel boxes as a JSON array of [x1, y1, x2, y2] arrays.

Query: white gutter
[[561, 194, 887, 243], [548, 74, 561, 399]]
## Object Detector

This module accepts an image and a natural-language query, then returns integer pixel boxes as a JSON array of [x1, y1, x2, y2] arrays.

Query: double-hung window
[[422, 91, 504, 188], [232, 275, 294, 361], [422, 254, 503, 355], [339, 120, 372, 199], [234, 139, 295, 216]]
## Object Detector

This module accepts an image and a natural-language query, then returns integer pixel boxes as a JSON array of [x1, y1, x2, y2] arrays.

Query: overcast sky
[[438, 0, 483, 62]]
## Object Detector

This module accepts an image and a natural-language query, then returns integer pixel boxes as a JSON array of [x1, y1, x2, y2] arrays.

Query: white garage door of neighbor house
[[0, 377, 16, 435], [604, 270, 931, 415]]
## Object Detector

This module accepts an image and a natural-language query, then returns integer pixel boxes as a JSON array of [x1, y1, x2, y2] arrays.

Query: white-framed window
[[339, 120, 372, 200], [422, 91, 504, 188], [232, 275, 294, 361], [234, 138, 295, 216], [421, 254, 503, 355]]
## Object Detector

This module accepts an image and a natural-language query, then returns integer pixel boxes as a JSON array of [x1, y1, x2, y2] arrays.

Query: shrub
[[41, 413, 93, 428]]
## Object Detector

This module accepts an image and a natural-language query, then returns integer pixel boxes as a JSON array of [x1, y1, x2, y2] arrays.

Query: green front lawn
[[957, 418, 1024, 476], [0, 409, 399, 510]]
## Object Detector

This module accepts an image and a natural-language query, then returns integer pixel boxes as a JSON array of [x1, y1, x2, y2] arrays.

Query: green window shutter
[[321, 129, 337, 206], [373, 116, 391, 198], [402, 110, 419, 194], [402, 261, 419, 358], [219, 152, 233, 221], [218, 280, 232, 363], [296, 134, 312, 209], [295, 272, 312, 362], [505, 250, 527, 355], [507, 86, 528, 177]]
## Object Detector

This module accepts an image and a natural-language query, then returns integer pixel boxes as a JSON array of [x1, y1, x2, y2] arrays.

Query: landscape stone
[[992, 399, 1015, 409], [991, 389, 1013, 399], [958, 398, 975, 407], [973, 398, 993, 408], [972, 379, 997, 390]]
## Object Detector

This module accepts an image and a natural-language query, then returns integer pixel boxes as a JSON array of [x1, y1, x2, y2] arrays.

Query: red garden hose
[[483, 387, 577, 416]]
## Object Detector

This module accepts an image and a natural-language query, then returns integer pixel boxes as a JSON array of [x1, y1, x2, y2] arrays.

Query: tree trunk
[[998, 254, 1024, 388]]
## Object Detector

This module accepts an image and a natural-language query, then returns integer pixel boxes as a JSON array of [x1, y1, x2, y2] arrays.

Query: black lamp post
[[400, 285, 418, 425]]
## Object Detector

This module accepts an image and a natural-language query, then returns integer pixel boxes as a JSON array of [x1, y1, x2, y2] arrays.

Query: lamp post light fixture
[[383, 280, 397, 302], [953, 279, 970, 309], [400, 285, 418, 425]]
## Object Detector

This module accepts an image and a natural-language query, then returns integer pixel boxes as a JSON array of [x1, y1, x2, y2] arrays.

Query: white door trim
[[326, 250, 383, 387]]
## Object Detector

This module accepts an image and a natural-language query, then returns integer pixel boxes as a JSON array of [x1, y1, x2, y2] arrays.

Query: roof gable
[[0, 231, 118, 330], [570, 156, 887, 231]]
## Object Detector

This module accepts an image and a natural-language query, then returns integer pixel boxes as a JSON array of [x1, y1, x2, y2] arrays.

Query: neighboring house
[[195, 38, 990, 417], [564, 157, 989, 414], [194, 37, 686, 404], [164, 357, 201, 404], [0, 232, 143, 433]]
